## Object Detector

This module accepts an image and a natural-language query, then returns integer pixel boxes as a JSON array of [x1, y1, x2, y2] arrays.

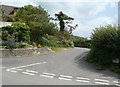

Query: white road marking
[[60, 75, 73, 78], [40, 74, 54, 78], [42, 72, 55, 76], [76, 77, 90, 80], [95, 79, 109, 83], [26, 70, 38, 73], [6, 69, 17, 73], [8, 62, 47, 69], [76, 79, 90, 83], [115, 83, 120, 87], [22, 72, 35, 75], [58, 77, 72, 81], [95, 82, 109, 85], [113, 81, 119, 83]]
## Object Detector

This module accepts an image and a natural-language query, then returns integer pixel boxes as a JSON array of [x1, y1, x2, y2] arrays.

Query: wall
[[0, 47, 54, 58]]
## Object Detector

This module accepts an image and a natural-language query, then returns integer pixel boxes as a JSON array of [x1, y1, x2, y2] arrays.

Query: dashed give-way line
[[1, 61, 119, 86]]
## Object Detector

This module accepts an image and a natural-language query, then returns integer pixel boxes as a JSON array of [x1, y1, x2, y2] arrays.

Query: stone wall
[[0, 47, 54, 58]]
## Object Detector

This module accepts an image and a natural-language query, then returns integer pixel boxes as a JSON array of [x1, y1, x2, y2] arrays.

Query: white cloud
[[89, 3, 108, 16], [73, 14, 117, 37]]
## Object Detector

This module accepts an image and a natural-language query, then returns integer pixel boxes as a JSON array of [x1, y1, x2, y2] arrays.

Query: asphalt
[[1, 47, 119, 86]]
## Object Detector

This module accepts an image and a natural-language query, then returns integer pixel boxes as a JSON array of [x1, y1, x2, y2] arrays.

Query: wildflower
[[37, 44, 41, 48]]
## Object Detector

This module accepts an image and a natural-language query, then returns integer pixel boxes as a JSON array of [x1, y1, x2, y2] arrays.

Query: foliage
[[55, 11, 74, 32], [31, 41, 37, 47], [2, 41, 31, 48], [50, 47, 70, 52], [2, 5, 78, 48], [39, 34, 58, 47], [87, 25, 119, 66], [38, 33, 74, 47], [13, 5, 58, 42], [72, 36, 91, 48], [37, 44, 42, 48], [19, 42, 32, 48], [2, 22, 30, 42]]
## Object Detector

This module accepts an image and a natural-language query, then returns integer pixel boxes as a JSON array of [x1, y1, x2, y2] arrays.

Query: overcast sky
[[1, 0, 119, 38]]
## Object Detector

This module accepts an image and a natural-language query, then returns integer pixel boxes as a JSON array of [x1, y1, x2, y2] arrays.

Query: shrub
[[32, 41, 37, 47], [37, 44, 42, 48], [2, 41, 31, 49], [73, 36, 91, 48], [19, 42, 31, 48], [87, 25, 119, 66], [2, 22, 30, 42], [39, 35, 58, 47], [38, 34, 74, 47]]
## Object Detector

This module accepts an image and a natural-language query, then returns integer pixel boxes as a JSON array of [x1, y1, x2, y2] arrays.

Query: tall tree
[[55, 11, 74, 32], [14, 5, 57, 42]]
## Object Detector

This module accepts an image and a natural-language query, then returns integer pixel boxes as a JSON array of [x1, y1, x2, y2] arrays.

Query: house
[[0, 4, 19, 21]]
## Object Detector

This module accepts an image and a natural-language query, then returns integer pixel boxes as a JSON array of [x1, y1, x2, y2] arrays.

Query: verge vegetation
[[86, 25, 120, 74]]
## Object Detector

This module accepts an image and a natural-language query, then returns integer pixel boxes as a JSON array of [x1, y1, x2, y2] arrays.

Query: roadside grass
[[48, 47, 72, 52], [86, 58, 120, 74]]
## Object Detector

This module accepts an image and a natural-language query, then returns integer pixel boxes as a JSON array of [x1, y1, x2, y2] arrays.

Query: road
[[1, 47, 119, 86]]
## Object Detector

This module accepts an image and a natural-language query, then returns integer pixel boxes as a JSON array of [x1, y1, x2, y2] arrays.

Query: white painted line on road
[[22, 72, 35, 76], [113, 81, 120, 84], [76, 79, 90, 83], [26, 70, 38, 73], [40, 74, 54, 78], [76, 77, 90, 80], [6, 69, 17, 73], [42, 72, 55, 76], [115, 83, 120, 87], [60, 75, 73, 78], [95, 79, 109, 83], [8, 62, 47, 69], [95, 82, 109, 85], [58, 77, 72, 81]]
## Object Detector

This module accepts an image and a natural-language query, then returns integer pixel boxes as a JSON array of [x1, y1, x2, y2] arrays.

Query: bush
[[2, 41, 31, 49], [31, 41, 37, 47], [2, 22, 30, 42], [38, 34, 74, 47], [72, 36, 91, 48], [87, 25, 119, 66], [37, 44, 42, 48], [39, 34, 58, 47]]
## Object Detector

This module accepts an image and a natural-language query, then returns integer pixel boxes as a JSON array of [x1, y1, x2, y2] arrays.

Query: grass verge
[[49, 47, 72, 52]]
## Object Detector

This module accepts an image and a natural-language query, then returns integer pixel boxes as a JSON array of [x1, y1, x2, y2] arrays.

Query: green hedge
[[38, 34, 74, 47], [87, 25, 119, 66], [72, 36, 91, 48]]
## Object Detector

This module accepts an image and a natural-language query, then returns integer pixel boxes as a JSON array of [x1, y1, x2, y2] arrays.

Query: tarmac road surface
[[1, 47, 119, 86]]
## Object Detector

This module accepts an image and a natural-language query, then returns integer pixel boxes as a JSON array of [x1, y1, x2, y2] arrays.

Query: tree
[[67, 24, 78, 34], [14, 5, 58, 42], [87, 25, 118, 66], [55, 11, 74, 32]]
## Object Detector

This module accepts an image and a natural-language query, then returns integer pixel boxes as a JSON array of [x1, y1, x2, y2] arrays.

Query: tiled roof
[[0, 4, 19, 16]]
